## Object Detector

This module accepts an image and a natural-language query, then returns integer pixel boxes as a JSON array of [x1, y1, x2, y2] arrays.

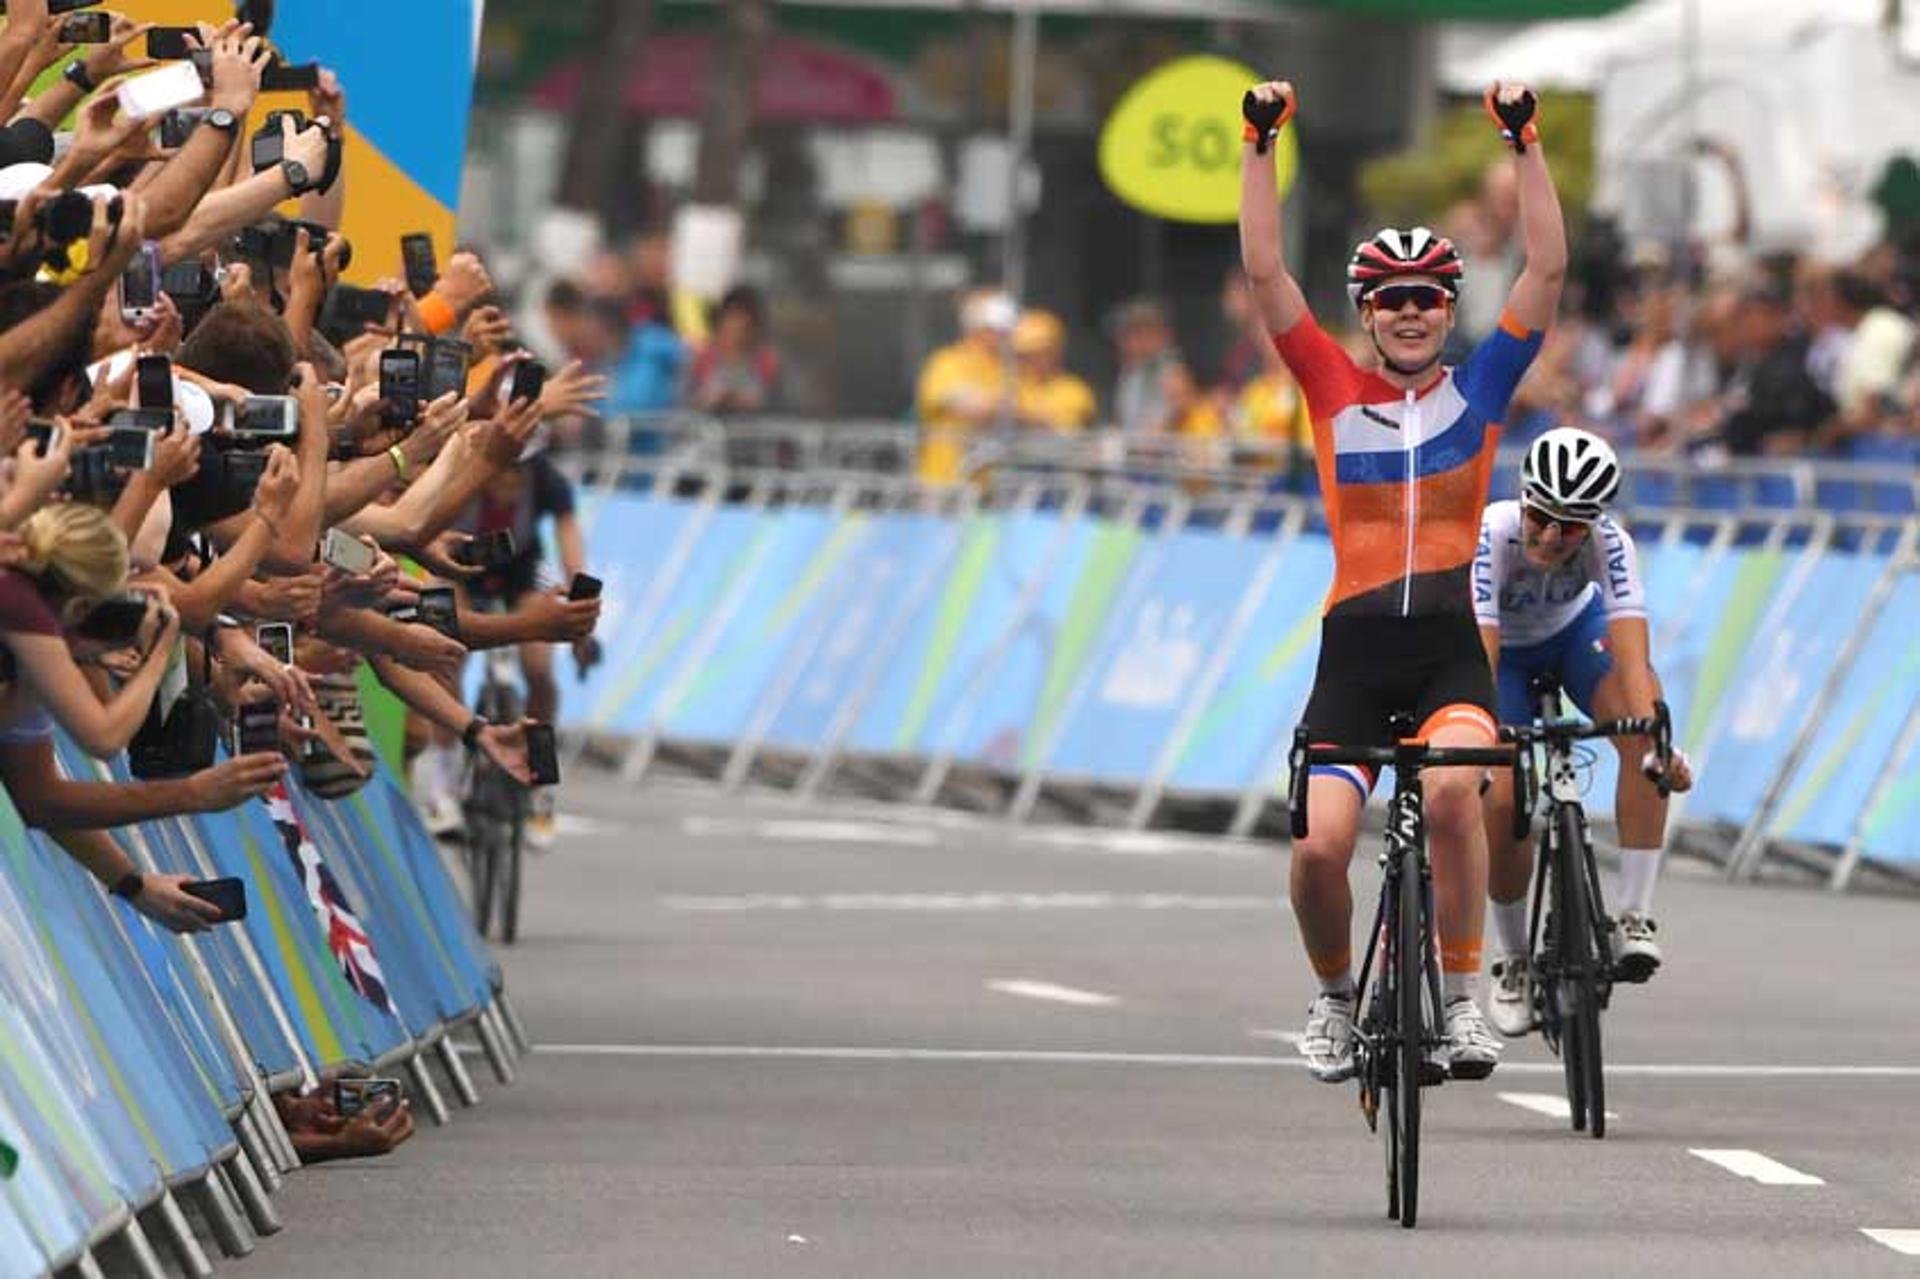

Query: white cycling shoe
[[1442, 997, 1501, 1080], [1487, 955, 1535, 1038], [1300, 992, 1357, 1083], [1611, 912, 1663, 983]]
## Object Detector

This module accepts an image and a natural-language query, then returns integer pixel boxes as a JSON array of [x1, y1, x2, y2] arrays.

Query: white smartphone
[[117, 62, 207, 120], [320, 527, 376, 575]]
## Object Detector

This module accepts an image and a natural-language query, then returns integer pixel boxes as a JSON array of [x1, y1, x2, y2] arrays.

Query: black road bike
[[1503, 675, 1672, 1139], [465, 638, 529, 944], [1289, 719, 1519, 1229]]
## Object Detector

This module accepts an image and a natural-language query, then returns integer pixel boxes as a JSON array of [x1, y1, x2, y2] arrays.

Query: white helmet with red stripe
[[1347, 226, 1465, 309]]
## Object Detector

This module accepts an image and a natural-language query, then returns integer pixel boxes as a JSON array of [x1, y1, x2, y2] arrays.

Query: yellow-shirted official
[[1012, 310, 1097, 434], [915, 290, 1015, 484]]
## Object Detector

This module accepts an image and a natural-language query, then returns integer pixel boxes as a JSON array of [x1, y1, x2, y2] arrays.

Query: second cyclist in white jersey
[[1472, 427, 1694, 1037]]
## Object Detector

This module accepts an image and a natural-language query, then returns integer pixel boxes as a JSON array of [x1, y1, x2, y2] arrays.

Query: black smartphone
[[333, 1077, 401, 1119], [400, 232, 437, 298], [161, 259, 216, 303], [0, 0, 103, 13], [378, 349, 421, 427], [507, 359, 546, 405], [119, 243, 160, 325], [567, 572, 602, 601], [525, 723, 560, 787], [231, 395, 298, 439], [135, 355, 172, 412], [261, 57, 320, 92], [256, 622, 293, 666], [322, 285, 391, 330], [57, 10, 110, 42], [158, 107, 209, 149], [423, 338, 470, 402], [415, 586, 458, 639], [103, 427, 154, 470], [221, 450, 267, 488], [67, 447, 117, 501], [182, 877, 248, 923], [24, 419, 58, 455], [106, 407, 170, 431], [69, 593, 148, 645], [454, 529, 515, 568], [234, 698, 280, 757], [145, 26, 195, 60], [249, 111, 305, 174]]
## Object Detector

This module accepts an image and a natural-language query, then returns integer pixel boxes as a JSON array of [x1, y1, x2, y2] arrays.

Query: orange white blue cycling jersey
[[1273, 311, 1544, 619]]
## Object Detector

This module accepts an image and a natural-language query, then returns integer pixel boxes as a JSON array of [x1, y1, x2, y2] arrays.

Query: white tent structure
[[1442, 0, 1920, 262]]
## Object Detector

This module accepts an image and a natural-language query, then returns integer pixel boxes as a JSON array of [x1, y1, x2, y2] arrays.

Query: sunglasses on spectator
[[1522, 503, 1592, 536], [1367, 284, 1450, 313]]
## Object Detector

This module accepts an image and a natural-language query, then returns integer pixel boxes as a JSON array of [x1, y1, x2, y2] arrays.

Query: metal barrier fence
[[598, 412, 1920, 516], [556, 448, 1920, 894], [0, 738, 524, 1277]]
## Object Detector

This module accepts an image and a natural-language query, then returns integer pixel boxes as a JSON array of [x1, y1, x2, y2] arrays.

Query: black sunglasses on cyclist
[[1522, 503, 1592, 536], [1367, 284, 1449, 313]]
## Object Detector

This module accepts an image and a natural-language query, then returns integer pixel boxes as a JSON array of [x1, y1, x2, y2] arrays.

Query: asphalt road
[[261, 774, 1920, 1277]]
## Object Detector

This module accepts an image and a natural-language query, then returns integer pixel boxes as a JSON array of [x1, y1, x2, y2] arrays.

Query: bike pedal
[[1446, 1057, 1496, 1083], [1418, 1059, 1448, 1087], [1612, 956, 1659, 985]]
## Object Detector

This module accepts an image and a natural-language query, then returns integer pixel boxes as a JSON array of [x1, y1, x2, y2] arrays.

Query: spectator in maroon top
[[688, 287, 782, 416]]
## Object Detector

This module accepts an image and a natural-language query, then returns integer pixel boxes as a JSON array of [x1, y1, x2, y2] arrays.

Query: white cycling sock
[[1612, 847, 1662, 917], [1316, 969, 1355, 1000], [1489, 896, 1530, 959], [1443, 971, 1476, 1003]]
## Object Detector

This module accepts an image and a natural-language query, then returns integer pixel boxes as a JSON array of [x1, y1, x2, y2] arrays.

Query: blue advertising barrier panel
[[1047, 529, 1272, 783], [1165, 534, 1331, 794], [848, 510, 1082, 759], [1860, 702, 1920, 866], [1690, 553, 1890, 826], [584, 503, 775, 734], [1768, 570, 1920, 848], [934, 517, 1144, 770], [760, 512, 963, 753], [656, 507, 845, 742], [564, 494, 709, 730]]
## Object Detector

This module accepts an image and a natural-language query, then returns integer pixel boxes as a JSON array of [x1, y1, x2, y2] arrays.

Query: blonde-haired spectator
[[1013, 310, 1095, 434], [914, 289, 1015, 484]]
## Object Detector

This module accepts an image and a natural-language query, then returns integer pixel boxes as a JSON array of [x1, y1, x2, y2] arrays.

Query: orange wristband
[[418, 292, 457, 335]]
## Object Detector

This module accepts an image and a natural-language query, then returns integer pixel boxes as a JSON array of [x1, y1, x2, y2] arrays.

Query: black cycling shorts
[[1300, 611, 1497, 768]]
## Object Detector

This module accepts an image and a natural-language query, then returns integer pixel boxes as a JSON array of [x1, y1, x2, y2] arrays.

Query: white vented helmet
[[1521, 427, 1620, 521]]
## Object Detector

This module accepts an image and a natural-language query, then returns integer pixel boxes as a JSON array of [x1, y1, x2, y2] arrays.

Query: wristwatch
[[63, 61, 95, 93], [110, 871, 145, 902], [461, 716, 489, 752], [281, 157, 313, 194], [204, 108, 241, 137]]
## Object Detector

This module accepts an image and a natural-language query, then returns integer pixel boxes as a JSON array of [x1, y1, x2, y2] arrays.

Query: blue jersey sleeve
[[1456, 314, 1545, 424]]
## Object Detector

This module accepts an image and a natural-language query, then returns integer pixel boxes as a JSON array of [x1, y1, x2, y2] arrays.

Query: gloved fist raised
[[1241, 81, 1296, 155], [1484, 82, 1539, 153]]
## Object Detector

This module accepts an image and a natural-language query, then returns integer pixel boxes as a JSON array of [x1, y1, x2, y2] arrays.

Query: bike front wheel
[[1553, 804, 1606, 1138], [1393, 855, 1425, 1227]]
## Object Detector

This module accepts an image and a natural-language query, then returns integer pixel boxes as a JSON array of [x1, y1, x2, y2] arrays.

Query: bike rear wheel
[[500, 815, 524, 944], [470, 820, 500, 937], [1553, 804, 1605, 1138], [1393, 854, 1424, 1228]]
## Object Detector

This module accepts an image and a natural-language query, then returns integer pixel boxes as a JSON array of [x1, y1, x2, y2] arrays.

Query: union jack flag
[[265, 781, 391, 1013]]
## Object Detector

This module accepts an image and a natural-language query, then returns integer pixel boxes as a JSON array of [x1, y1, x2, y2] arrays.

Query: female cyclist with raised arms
[[1239, 80, 1566, 1082], [1474, 427, 1695, 1037]]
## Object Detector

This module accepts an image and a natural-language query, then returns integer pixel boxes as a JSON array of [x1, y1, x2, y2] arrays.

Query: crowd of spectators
[[0, 4, 604, 1162]]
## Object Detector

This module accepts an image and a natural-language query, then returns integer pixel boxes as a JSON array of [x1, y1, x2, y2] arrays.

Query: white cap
[[176, 380, 215, 435], [0, 162, 50, 201], [962, 291, 1017, 333]]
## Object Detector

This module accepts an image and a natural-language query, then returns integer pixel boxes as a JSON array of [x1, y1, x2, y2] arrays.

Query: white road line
[[552, 814, 605, 837], [1862, 1230, 1920, 1256], [680, 817, 939, 846], [522, 1044, 1920, 1080], [1498, 1091, 1620, 1122], [987, 980, 1120, 1008], [1247, 1029, 1308, 1052], [1015, 828, 1260, 858], [658, 892, 1277, 913], [1689, 1149, 1825, 1186]]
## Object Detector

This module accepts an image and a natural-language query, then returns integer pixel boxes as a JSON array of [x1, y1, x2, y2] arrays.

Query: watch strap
[[110, 871, 144, 901]]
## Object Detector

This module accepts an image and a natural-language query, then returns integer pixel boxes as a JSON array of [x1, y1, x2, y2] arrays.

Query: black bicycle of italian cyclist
[[465, 611, 529, 945], [1288, 718, 1520, 1229], [1503, 675, 1672, 1139]]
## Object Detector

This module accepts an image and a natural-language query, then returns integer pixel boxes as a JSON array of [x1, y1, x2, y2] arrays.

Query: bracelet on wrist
[[461, 716, 488, 751], [388, 444, 410, 480], [110, 871, 144, 901]]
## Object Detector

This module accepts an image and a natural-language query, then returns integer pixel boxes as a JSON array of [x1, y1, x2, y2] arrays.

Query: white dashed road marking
[[659, 892, 1276, 913], [1688, 1149, 1825, 1186], [680, 817, 939, 846], [1498, 1091, 1620, 1122], [1862, 1230, 1920, 1256], [987, 980, 1120, 1008]]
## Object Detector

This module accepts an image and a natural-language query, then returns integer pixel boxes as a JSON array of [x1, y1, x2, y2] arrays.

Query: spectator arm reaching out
[[0, 738, 283, 830], [0, 1, 53, 122], [3, 604, 180, 758], [44, 827, 221, 933]]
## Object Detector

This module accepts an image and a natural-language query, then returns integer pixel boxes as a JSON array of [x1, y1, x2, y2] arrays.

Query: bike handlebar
[[1286, 727, 1518, 841]]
